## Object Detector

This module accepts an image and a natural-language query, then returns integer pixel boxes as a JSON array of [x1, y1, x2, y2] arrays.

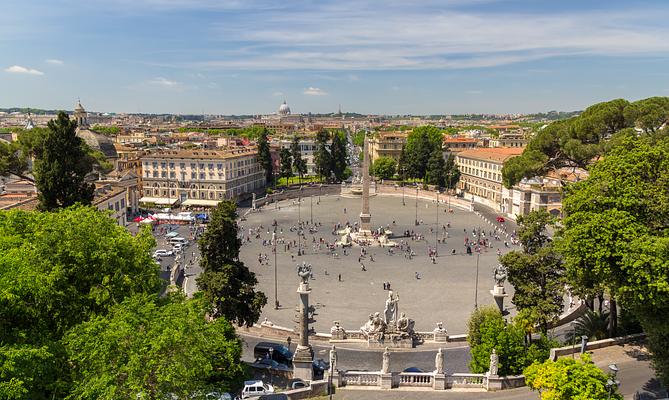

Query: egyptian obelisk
[[359, 134, 372, 236]]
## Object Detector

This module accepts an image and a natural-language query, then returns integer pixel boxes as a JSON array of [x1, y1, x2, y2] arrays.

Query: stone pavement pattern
[[239, 194, 518, 335]]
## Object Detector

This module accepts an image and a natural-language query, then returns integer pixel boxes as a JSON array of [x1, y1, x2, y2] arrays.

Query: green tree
[[404, 126, 443, 181], [467, 306, 554, 375], [291, 135, 307, 181], [558, 133, 669, 385], [314, 129, 332, 181], [444, 153, 461, 189], [34, 112, 95, 210], [0, 206, 161, 398], [329, 130, 348, 181], [371, 156, 397, 180], [352, 130, 365, 147], [524, 354, 623, 400], [64, 294, 245, 399], [257, 128, 273, 185], [196, 200, 266, 326], [279, 147, 293, 182], [500, 211, 565, 336], [426, 149, 445, 187]]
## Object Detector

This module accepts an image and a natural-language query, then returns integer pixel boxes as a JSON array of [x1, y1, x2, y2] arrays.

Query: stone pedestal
[[367, 335, 413, 349], [433, 373, 446, 390], [490, 285, 508, 313], [486, 374, 503, 391], [433, 331, 448, 343], [293, 345, 314, 381], [380, 373, 393, 389], [293, 282, 314, 381]]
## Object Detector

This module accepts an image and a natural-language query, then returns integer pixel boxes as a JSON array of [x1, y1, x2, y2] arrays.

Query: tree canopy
[[256, 127, 273, 185], [290, 136, 307, 180], [404, 126, 443, 181], [557, 132, 669, 385], [64, 294, 244, 399], [329, 130, 348, 181], [314, 129, 332, 181], [279, 147, 293, 180], [371, 156, 397, 180], [502, 97, 669, 188], [196, 200, 267, 326], [500, 211, 565, 336], [524, 354, 623, 400]]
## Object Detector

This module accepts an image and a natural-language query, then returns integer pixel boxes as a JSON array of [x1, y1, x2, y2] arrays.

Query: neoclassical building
[[139, 148, 265, 207]]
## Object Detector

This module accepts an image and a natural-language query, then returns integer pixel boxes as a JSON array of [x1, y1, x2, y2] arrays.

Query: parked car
[[240, 380, 274, 399], [286, 378, 308, 390], [253, 342, 293, 366], [153, 249, 174, 258], [250, 358, 291, 372], [496, 216, 505, 223], [403, 367, 424, 373], [312, 358, 330, 380], [172, 243, 183, 253]]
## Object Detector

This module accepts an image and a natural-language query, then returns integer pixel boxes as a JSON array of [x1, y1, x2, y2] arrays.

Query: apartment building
[[273, 137, 318, 175], [367, 131, 408, 164], [455, 147, 524, 211], [140, 148, 265, 207]]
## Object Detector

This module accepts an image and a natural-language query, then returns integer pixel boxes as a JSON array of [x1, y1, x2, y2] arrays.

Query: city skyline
[[2, 0, 669, 115]]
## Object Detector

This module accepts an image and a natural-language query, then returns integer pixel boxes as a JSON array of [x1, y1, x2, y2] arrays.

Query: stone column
[[292, 281, 314, 381], [359, 135, 372, 235]]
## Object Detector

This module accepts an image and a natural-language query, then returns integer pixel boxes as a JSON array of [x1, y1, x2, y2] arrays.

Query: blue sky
[[1, 0, 669, 115]]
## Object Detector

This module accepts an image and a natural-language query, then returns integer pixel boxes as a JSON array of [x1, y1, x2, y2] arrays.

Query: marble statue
[[329, 345, 337, 372], [489, 349, 499, 376], [330, 320, 346, 339], [382, 347, 390, 373], [435, 348, 444, 374], [370, 312, 387, 334], [493, 264, 508, 287], [396, 312, 415, 336], [296, 262, 312, 284], [433, 321, 448, 342], [384, 291, 399, 325]]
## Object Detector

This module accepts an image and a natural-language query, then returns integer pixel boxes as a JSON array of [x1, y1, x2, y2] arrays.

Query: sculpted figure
[[381, 347, 390, 373], [383, 291, 399, 325], [489, 349, 499, 376], [329, 345, 338, 372], [360, 314, 374, 335], [435, 348, 444, 374], [396, 312, 415, 336], [296, 262, 312, 284], [493, 264, 508, 286]]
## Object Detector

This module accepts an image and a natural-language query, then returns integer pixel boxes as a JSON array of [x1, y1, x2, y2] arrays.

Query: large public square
[[239, 192, 519, 335]]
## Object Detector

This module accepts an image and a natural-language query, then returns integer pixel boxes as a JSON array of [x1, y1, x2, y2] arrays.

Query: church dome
[[278, 100, 291, 115]]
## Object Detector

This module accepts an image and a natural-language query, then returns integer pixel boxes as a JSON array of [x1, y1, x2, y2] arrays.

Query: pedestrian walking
[[338, 274, 342, 282]]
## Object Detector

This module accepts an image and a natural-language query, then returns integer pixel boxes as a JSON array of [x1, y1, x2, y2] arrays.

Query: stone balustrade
[[341, 371, 381, 386], [447, 373, 487, 389], [398, 372, 433, 387]]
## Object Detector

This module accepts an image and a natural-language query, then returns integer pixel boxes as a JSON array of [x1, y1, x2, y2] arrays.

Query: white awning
[[139, 197, 179, 205], [181, 199, 221, 207]]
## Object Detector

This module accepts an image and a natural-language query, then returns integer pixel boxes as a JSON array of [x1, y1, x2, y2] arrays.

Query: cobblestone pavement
[[239, 194, 520, 335]]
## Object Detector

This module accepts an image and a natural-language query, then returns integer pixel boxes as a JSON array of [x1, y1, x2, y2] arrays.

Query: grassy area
[[276, 176, 323, 186]]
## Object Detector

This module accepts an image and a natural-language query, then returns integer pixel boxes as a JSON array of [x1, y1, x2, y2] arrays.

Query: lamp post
[[474, 226, 480, 309], [606, 364, 619, 400], [435, 191, 439, 257], [310, 195, 313, 224], [269, 347, 274, 384], [401, 167, 406, 206], [273, 232, 279, 309], [415, 185, 419, 226], [297, 187, 302, 256]]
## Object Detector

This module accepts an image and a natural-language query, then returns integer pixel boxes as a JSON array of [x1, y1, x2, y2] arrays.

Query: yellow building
[[367, 131, 408, 164]]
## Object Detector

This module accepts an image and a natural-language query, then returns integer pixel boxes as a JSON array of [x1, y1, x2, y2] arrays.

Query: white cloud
[[185, 4, 669, 71], [46, 59, 64, 65], [303, 87, 327, 96], [148, 77, 179, 86], [5, 65, 44, 75]]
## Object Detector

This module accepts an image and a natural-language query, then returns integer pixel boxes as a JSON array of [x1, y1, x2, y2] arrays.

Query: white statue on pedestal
[[435, 348, 444, 374], [382, 347, 390, 373]]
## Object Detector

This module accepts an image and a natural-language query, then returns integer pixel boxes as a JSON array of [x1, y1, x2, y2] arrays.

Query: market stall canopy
[[181, 199, 221, 207], [139, 197, 179, 206]]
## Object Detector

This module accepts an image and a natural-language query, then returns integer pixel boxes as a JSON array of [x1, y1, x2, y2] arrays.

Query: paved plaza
[[239, 193, 519, 335]]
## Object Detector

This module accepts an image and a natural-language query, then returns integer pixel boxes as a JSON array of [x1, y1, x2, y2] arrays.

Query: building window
[[121, 199, 125, 208], [199, 173, 205, 179], [180, 163, 186, 169], [115, 202, 119, 211], [169, 162, 174, 169], [153, 171, 158, 178], [161, 171, 166, 178]]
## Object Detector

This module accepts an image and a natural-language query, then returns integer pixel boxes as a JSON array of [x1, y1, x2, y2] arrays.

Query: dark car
[[312, 358, 330, 380], [403, 367, 424, 373], [254, 342, 294, 366], [250, 358, 291, 372], [258, 395, 288, 400], [286, 378, 308, 390]]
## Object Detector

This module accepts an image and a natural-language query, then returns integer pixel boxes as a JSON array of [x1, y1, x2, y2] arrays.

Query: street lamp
[[474, 226, 481, 309], [606, 364, 620, 400], [415, 185, 419, 226], [435, 191, 439, 257], [268, 347, 274, 384], [273, 232, 279, 309], [310, 195, 313, 224], [401, 167, 406, 206], [297, 187, 302, 256]]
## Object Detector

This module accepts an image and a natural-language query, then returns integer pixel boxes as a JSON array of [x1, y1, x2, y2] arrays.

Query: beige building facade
[[140, 148, 265, 207], [368, 132, 408, 164], [455, 148, 524, 211]]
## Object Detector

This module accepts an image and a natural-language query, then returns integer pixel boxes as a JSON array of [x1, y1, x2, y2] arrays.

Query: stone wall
[[549, 333, 646, 361]]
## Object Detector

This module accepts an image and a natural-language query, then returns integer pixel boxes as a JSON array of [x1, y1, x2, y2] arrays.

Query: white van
[[169, 237, 188, 246], [241, 380, 274, 399]]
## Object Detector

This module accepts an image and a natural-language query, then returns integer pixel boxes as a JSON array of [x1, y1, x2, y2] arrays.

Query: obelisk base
[[292, 345, 314, 381]]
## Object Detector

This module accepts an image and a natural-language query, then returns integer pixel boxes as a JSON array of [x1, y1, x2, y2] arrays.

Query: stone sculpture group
[[360, 290, 416, 347]]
